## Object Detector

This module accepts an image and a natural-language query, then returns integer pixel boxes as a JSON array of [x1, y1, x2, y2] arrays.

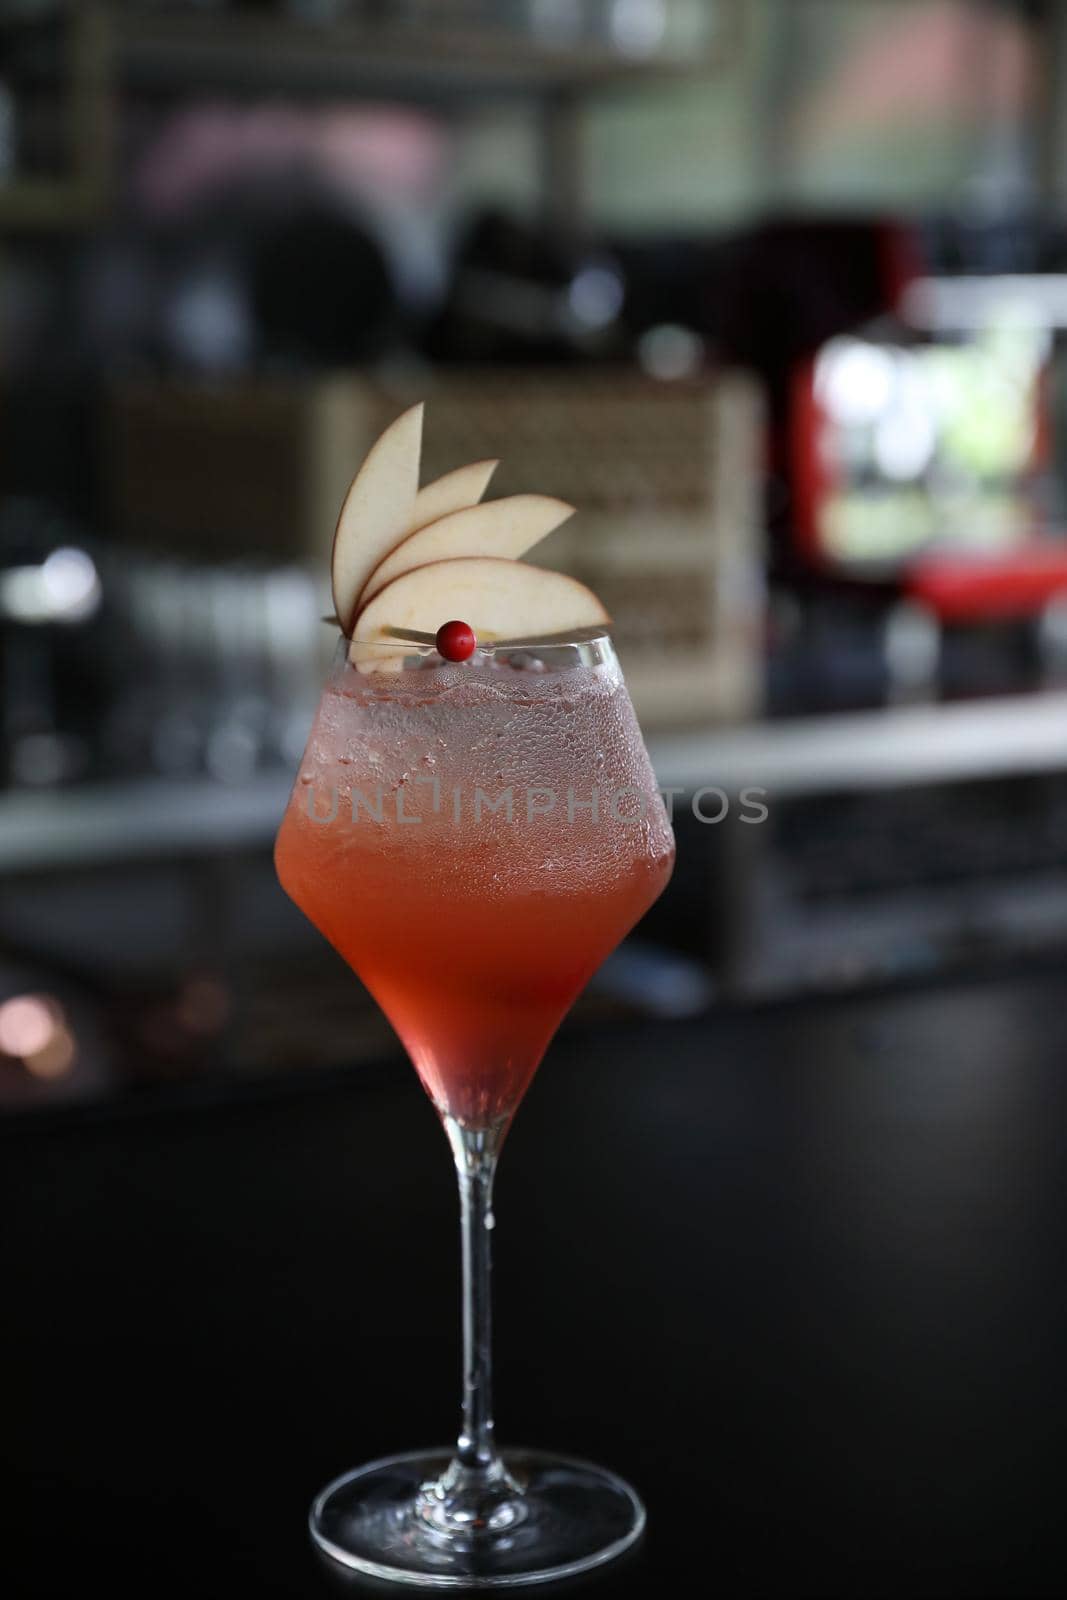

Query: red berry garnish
[[435, 620, 477, 662]]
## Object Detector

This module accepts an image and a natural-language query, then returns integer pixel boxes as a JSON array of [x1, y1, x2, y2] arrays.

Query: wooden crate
[[107, 377, 370, 564], [412, 371, 766, 727]]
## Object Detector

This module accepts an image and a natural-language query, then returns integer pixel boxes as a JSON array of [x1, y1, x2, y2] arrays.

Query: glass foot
[[309, 1448, 645, 1589]]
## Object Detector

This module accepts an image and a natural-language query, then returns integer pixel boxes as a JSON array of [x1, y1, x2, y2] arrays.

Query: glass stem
[[445, 1118, 503, 1476]]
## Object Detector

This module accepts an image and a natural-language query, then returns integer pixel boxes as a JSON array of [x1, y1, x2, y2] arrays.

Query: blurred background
[[4, 0, 1067, 1111]]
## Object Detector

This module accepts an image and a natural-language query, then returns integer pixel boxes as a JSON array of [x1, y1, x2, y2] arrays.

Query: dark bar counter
[[2, 967, 1065, 1597]]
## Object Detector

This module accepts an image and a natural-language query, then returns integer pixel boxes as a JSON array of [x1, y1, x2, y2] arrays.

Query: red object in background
[[792, 343, 1067, 625], [787, 220, 922, 576], [905, 544, 1067, 623], [878, 219, 925, 319], [790, 353, 837, 574], [724, 215, 1067, 651], [717, 216, 926, 582], [786, 217, 1056, 591]]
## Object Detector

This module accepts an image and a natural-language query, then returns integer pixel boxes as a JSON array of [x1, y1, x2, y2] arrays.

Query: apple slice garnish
[[357, 494, 574, 608], [350, 557, 609, 660], [330, 402, 423, 634], [410, 459, 499, 536]]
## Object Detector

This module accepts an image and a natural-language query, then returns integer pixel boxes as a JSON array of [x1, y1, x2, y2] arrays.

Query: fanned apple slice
[[330, 402, 423, 634], [350, 557, 609, 660], [410, 459, 499, 535], [348, 458, 501, 615], [357, 494, 574, 608]]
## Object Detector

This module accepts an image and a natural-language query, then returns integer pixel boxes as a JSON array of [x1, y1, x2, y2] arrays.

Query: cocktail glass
[[275, 629, 674, 1587]]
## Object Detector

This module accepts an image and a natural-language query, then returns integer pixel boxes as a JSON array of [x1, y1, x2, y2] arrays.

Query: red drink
[[276, 640, 674, 1128]]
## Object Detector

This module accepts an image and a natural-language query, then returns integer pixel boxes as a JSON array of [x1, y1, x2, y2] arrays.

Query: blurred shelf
[[651, 689, 1067, 799], [117, 10, 726, 100], [0, 772, 291, 876], [4, 690, 1067, 874]]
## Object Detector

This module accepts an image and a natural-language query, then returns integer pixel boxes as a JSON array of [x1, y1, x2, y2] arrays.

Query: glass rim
[[336, 624, 615, 657]]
